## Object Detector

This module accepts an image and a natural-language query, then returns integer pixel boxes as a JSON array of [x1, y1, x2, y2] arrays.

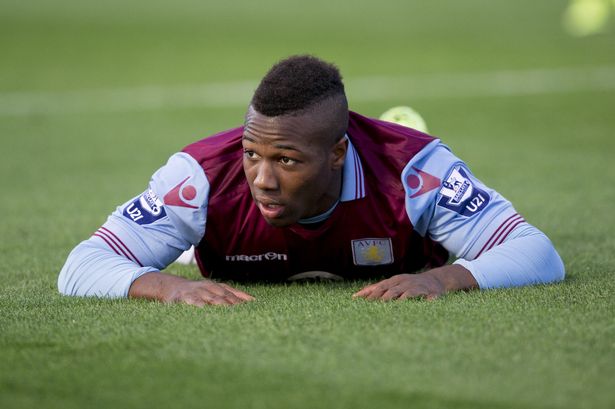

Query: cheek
[[242, 160, 255, 184], [278, 172, 303, 194], [283, 169, 325, 199]]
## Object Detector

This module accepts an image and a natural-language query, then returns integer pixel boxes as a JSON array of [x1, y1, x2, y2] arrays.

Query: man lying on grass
[[58, 55, 565, 306]]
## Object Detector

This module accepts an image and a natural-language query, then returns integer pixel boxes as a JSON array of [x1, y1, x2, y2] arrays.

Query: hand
[[166, 279, 255, 307], [129, 272, 255, 307], [352, 265, 478, 301], [352, 273, 445, 301]]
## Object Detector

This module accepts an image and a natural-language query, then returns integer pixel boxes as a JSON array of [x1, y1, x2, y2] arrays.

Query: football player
[[58, 55, 564, 306]]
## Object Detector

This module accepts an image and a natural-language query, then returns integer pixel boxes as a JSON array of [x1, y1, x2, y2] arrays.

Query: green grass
[[1, 1, 615, 408]]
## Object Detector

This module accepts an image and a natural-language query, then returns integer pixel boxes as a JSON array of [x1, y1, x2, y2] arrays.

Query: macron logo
[[164, 177, 198, 209], [406, 167, 441, 199], [226, 252, 288, 262]]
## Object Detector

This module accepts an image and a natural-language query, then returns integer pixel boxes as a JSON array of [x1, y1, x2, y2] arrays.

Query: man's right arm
[[57, 152, 254, 305]]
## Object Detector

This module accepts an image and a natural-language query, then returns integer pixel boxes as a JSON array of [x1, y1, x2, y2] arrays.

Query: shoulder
[[402, 142, 486, 234], [348, 111, 437, 151], [347, 111, 438, 171], [347, 111, 440, 192], [181, 125, 248, 198], [147, 152, 210, 215], [182, 126, 244, 164]]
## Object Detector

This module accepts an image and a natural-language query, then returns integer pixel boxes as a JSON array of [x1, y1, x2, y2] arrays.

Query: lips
[[255, 198, 286, 219]]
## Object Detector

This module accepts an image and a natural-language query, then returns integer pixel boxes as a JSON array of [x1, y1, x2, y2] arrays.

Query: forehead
[[242, 106, 328, 149]]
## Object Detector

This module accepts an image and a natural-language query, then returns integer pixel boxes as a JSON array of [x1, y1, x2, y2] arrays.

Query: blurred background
[[1, 0, 614, 285]]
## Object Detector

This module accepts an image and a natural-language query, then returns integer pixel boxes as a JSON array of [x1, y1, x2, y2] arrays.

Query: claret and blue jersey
[[58, 112, 565, 297]]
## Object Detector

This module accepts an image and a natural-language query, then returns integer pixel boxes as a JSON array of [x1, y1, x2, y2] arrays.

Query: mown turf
[[2, 280, 613, 409], [1, 1, 614, 408]]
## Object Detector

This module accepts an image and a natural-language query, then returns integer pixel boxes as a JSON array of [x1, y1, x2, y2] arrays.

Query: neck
[[299, 169, 343, 224], [298, 199, 339, 224]]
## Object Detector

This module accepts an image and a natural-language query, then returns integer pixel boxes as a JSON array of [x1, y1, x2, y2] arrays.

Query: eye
[[279, 156, 297, 165], [243, 149, 258, 160]]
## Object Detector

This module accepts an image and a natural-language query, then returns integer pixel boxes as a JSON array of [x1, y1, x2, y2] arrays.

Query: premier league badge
[[123, 189, 167, 225], [437, 166, 490, 216]]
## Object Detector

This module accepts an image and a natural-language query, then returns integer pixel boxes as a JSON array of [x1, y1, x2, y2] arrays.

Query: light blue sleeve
[[403, 141, 565, 288], [58, 152, 210, 298], [58, 241, 159, 298], [453, 225, 565, 289]]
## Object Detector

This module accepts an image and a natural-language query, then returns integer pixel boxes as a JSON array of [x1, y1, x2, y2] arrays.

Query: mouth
[[255, 198, 286, 220]]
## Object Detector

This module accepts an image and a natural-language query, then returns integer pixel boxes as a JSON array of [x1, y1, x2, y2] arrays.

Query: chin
[[262, 215, 295, 228]]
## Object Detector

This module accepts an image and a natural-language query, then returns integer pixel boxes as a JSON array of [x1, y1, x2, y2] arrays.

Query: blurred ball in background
[[563, 0, 613, 37], [379, 106, 429, 133]]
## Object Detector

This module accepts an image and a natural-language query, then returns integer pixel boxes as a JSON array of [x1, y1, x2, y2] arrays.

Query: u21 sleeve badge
[[123, 189, 167, 225], [437, 166, 490, 217]]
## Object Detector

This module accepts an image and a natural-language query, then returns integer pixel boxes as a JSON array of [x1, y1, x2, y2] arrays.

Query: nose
[[253, 161, 279, 191]]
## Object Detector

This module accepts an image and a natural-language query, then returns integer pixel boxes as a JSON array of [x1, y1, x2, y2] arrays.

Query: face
[[242, 105, 347, 227]]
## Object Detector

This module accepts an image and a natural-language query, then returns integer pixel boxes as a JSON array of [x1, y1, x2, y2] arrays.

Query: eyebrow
[[242, 135, 301, 152], [273, 144, 300, 152]]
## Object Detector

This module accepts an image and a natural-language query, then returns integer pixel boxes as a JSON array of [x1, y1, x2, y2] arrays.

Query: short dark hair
[[251, 55, 346, 117]]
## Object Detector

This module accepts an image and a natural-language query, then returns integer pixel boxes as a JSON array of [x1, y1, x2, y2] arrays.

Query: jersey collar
[[340, 135, 366, 202]]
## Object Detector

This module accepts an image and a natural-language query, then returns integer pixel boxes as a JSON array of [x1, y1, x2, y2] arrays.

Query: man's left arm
[[354, 142, 565, 300]]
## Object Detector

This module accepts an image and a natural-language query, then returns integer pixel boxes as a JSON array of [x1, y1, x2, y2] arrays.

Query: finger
[[365, 284, 390, 300], [218, 283, 256, 301], [189, 293, 244, 306], [215, 287, 252, 305], [213, 291, 247, 305], [202, 294, 238, 306], [399, 288, 430, 300], [352, 282, 379, 298], [200, 283, 246, 304], [203, 281, 254, 303], [184, 284, 241, 305], [203, 282, 234, 297], [182, 294, 207, 307], [380, 287, 404, 301]]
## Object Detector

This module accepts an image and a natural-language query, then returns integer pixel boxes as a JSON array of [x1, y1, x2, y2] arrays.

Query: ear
[[330, 138, 347, 170]]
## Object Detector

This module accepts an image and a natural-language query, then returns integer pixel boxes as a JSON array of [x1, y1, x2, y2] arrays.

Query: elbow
[[463, 232, 566, 289], [57, 256, 76, 296], [550, 247, 566, 283], [57, 245, 85, 297], [536, 236, 565, 285]]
